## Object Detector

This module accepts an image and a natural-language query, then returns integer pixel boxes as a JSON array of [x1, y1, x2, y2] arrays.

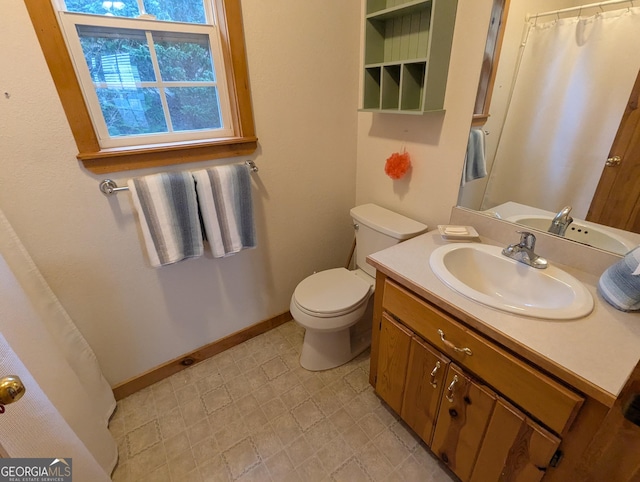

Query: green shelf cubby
[[362, 0, 457, 113]]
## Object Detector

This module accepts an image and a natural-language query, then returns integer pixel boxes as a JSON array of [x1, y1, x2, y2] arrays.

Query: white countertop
[[367, 230, 640, 402]]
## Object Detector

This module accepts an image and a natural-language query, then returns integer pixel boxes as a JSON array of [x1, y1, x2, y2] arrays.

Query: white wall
[[356, 0, 494, 228], [0, 0, 494, 387], [0, 0, 360, 385]]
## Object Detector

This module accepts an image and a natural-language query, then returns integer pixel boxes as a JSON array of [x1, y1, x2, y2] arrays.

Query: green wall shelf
[[362, 0, 458, 114]]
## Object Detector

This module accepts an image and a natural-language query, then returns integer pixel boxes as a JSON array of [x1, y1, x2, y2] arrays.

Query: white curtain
[[483, 6, 640, 218], [0, 208, 117, 474]]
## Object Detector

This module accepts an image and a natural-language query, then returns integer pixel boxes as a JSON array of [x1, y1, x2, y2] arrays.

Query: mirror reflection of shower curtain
[[482, 7, 640, 218]]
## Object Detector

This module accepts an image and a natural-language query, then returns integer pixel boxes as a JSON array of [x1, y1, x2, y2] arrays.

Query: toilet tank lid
[[350, 204, 428, 240]]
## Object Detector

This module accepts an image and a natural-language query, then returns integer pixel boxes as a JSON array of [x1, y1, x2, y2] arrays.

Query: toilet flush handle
[[353, 223, 359, 231]]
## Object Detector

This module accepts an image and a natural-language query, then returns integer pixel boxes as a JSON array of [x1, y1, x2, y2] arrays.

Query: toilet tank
[[350, 204, 428, 278]]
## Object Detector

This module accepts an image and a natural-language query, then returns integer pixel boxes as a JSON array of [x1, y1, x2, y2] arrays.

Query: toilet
[[290, 204, 428, 371]]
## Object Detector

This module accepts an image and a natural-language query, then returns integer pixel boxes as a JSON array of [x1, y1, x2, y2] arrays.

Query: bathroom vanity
[[366, 218, 640, 481]]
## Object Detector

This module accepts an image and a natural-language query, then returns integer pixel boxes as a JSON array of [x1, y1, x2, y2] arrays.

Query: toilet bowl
[[290, 268, 374, 371], [290, 204, 428, 371]]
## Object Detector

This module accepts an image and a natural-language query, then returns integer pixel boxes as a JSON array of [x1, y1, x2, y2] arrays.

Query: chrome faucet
[[502, 231, 548, 269], [548, 206, 573, 236]]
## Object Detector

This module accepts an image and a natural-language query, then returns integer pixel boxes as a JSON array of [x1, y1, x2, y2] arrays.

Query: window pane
[[143, 0, 206, 24], [64, 0, 141, 18], [166, 87, 221, 131], [153, 32, 215, 82], [97, 88, 168, 136], [77, 26, 155, 84]]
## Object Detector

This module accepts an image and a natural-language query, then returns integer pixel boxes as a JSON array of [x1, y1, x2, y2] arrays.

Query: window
[[25, 0, 256, 172]]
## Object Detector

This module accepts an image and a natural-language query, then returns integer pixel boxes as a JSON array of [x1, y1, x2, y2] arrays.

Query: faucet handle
[[517, 231, 536, 249]]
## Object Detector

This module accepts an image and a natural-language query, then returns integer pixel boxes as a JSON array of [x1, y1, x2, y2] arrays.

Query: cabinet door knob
[[430, 361, 441, 388], [445, 375, 459, 403], [438, 329, 473, 356]]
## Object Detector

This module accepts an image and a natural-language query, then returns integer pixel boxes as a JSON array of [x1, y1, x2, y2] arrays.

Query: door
[[587, 69, 640, 233], [431, 364, 497, 482], [573, 359, 640, 481], [401, 336, 450, 445], [375, 313, 412, 414], [0, 334, 111, 481], [470, 397, 560, 482]]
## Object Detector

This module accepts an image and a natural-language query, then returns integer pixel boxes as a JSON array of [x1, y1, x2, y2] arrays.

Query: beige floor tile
[[316, 434, 354, 473], [261, 356, 289, 380], [199, 455, 231, 481], [265, 450, 295, 480], [237, 462, 271, 482], [164, 431, 190, 458], [222, 437, 260, 479], [215, 418, 248, 451], [284, 435, 314, 467], [356, 442, 394, 482], [304, 418, 339, 452], [126, 420, 161, 457], [226, 374, 253, 400], [250, 424, 283, 460], [192, 436, 219, 466], [291, 399, 325, 431], [127, 442, 167, 481], [332, 457, 372, 482], [372, 430, 412, 469], [113, 321, 455, 482], [202, 386, 233, 414], [329, 408, 355, 433], [167, 447, 197, 479], [296, 455, 328, 482], [280, 384, 310, 409], [181, 397, 208, 427], [271, 412, 303, 446], [342, 423, 371, 452]]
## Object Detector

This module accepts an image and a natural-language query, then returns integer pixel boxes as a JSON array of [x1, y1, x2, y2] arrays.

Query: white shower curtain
[[0, 208, 117, 474], [483, 6, 640, 218]]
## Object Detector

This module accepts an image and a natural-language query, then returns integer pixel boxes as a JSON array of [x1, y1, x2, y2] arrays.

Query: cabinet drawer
[[382, 280, 583, 435]]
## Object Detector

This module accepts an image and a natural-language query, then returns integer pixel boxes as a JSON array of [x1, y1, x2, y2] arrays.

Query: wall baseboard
[[112, 311, 293, 401]]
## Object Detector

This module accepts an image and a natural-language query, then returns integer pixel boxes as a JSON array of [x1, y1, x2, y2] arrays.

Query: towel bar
[[99, 160, 259, 195]]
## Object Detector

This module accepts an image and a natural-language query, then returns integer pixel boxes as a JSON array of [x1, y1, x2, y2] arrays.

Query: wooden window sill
[[78, 136, 258, 174]]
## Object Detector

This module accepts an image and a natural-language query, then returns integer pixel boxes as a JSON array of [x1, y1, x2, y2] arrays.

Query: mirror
[[458, 0, 640, 254]]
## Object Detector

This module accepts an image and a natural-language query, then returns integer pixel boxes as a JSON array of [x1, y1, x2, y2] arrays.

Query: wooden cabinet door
[[470, 397, 561, 482], [375, 313, 412, 414], [401, 336, 450, 445], [431, 364, 497, 482]]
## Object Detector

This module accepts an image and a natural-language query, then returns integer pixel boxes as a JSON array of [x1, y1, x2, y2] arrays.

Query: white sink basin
[[506, 214, 634, 255], [429, 243, 593, 319]]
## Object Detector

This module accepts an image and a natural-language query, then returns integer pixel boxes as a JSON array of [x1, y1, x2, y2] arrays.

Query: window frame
[[24, 0, 257, 173]]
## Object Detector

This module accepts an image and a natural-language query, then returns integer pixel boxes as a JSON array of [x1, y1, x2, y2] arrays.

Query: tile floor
[[109, 321, 457, 481]]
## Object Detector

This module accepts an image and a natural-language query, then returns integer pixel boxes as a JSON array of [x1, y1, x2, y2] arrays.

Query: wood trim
[[112, 311, 292, 400], [23, 0, 99, 154], [80, 137, 258, 174], [23, 0, 257, 173], [368, 271, 387, 386], [472, 0, 511, 125]]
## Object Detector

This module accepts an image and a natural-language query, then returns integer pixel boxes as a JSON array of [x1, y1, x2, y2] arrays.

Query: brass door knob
[[606, 156, 622, 167], [0, 375, 26, 405]]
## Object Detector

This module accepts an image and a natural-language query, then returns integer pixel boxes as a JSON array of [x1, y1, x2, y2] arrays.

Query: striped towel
[[461, 128, 487, 186], [127, 172, 203, 267], [598, 246, 640, 312], [192, 164, 256, 258]]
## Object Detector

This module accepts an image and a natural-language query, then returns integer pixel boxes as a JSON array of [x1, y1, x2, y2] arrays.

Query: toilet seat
[[292, 268, 372, 318]]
